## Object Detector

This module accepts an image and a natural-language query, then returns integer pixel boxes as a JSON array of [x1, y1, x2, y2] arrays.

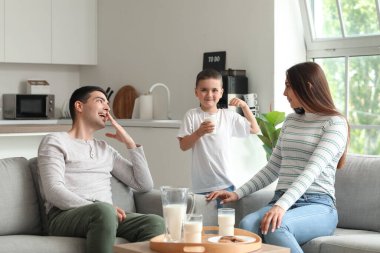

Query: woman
[[207, 62, 349, 253]]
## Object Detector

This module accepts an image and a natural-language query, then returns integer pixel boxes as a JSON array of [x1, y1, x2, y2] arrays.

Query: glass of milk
[[218, 208, 235, 236], [161, 186, 194, 242], [203, 113, 217, 135], [184, 214, 203, 243]]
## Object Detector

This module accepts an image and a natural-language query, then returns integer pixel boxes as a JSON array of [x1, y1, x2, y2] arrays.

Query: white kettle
[[138, 93, 153, 120], [132, 83, 171, 120]]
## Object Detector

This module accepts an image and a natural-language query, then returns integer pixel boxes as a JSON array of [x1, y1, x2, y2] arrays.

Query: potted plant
[[256, 111, 285, 160]]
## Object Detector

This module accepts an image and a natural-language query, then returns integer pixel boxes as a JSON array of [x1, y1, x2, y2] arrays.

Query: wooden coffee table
[[114, 241, 290, 253]]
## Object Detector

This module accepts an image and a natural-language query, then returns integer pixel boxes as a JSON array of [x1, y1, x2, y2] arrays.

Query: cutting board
[[112, 85, 138, 119]]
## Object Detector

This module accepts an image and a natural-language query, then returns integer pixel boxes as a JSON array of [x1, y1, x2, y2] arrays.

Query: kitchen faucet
[[149, 83, 172, 120]]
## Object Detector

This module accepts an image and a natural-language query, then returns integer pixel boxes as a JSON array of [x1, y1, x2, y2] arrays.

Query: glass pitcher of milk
[[160, 186, 195, 242]]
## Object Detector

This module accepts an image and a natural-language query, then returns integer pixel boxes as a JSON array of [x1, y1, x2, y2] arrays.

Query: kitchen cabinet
[[2, 0, 97, 65], [52, 0, 97, 64], [4, 0, 51, 63], [0, 0, 4, 61]]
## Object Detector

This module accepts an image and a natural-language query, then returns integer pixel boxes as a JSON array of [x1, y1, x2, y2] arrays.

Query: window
[[307, 0, 380, 38], [299, 0, 380, 155]]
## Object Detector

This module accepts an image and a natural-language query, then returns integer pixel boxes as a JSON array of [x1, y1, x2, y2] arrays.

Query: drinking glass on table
[[218, 208, 235, 236], [184, 214, 203, 243]]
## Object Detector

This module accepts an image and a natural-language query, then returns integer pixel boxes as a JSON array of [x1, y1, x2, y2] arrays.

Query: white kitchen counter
[[110, 119, 181, 128], [0, 119, 65, 125]]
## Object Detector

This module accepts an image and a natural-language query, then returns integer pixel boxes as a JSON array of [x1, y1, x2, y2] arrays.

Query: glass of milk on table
[[218, 208, 235, 236], [161, 186, 194, 242], [184, 214, 203, 243]]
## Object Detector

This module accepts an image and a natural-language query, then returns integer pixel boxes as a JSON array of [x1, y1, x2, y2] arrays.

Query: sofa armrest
[[133, 189, 163, 216], [193, 194, 218, 226], [133, 190, 219, 226]]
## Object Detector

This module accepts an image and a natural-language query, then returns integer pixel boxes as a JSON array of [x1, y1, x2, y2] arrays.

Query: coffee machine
[[218, 69, 248, 115]]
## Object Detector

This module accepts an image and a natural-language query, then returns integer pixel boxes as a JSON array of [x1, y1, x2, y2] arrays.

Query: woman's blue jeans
[[239, 191, 338, 253]]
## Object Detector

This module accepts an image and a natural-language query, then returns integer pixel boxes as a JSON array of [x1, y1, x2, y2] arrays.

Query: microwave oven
[[2, 94, 55, 119]]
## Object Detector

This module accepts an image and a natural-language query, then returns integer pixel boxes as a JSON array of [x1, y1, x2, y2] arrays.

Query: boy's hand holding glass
[[196, 120, 215, 136]]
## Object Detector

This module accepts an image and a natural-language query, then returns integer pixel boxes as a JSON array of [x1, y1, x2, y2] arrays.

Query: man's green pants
[[48, 202, 165, 253]]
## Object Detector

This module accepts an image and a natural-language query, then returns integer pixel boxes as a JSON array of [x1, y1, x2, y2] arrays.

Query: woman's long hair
[[286, 62, 350, 169]]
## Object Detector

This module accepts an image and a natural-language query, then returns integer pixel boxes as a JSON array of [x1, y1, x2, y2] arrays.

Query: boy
[[177, 69, 260, 195]]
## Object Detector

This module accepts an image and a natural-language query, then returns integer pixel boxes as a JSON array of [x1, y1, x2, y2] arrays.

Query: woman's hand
[[105, 112, 136, 148], [115, 206, 126, 222], [260, 205, 285, 234], [206, 190, 239, 204]]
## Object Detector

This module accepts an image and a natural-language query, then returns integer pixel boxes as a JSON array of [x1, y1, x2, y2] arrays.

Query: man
[[38, 86, 164, 253]]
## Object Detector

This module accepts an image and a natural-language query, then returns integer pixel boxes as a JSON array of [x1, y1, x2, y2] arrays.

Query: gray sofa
[[1, 154, 379, 253], [0, 156, 217, 253], [225, 154, 380, 253]]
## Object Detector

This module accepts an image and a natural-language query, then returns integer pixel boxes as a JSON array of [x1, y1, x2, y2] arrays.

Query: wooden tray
[[150, 226, 261, 253]]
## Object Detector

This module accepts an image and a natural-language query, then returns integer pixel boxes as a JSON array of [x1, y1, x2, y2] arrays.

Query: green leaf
[[257, 119, 271, 139], [267, 124, 277, 144], [257, 111, 285, 160], [265, 111, 285, 127], [273, 128, 282, 146], [262, 145, 273, 161], [260, 121, 276, 144], [258, 135, 272, 148], [257, 113, 269, 123]]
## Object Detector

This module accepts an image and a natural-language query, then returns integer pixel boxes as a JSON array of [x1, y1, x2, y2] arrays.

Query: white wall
[[273, 0, 306, 113], [79, 0, 278, 119], [0, 63, 80, 118]]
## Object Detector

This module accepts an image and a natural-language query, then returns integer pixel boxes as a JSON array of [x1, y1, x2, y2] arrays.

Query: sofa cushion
[[302, 228, 380, 253], [0, 157, 42, 235], [29, 157, 49, 235], [111, 176, 136, 213], [335, 154, 380, 232], [0, 235, 128, 253], [0, 235, 85, 253]]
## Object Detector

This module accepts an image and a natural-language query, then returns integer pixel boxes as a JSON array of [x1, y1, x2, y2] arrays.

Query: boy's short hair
[[196, 69, 223, 87], [69, 86, 106, 122]]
